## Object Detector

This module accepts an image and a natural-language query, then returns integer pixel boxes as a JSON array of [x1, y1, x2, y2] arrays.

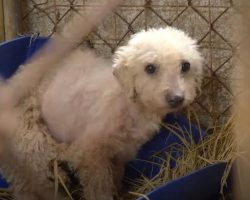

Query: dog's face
[[113, 27, 203, 115]]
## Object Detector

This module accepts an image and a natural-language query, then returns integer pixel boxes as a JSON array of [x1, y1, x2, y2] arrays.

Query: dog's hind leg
[[14, 188, 65, 200], [14, 192, 40, 200], [78, 152, 116, 200]]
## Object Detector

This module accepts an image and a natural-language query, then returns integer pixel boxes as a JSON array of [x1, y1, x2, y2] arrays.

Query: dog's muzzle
[[165, 92, 184, 108]]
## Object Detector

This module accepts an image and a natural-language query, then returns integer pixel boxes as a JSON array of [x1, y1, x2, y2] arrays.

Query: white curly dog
[[40, 27, 203, 200], [0, 26, 203, 200]]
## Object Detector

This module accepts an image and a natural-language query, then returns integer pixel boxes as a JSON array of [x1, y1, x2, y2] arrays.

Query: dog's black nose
[[166, 93, 184, 108]]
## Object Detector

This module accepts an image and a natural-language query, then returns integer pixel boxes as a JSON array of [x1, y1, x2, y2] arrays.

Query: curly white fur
[[0, 26, 203, 200], [41, 27, 203, 200]]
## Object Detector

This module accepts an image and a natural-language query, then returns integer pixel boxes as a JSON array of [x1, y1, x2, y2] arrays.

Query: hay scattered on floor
[[127, 109, 235, 200], [0, 189, 13, 200], [0, 102, 235, 200]]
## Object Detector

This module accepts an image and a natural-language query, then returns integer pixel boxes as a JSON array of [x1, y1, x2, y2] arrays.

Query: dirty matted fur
[[40, 27, 203, 200], [0, 27, 203, 200]]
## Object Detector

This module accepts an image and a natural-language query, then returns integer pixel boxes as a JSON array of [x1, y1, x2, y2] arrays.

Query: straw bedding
[[127, 110, 235, 200], [0, 90, 235, 200]]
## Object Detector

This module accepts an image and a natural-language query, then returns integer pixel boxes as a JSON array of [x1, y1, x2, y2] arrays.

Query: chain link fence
[[20, 0, 235, 128]]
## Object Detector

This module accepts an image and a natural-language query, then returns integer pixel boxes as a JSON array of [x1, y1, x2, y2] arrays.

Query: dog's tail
[[0, 0, 122, 152], [0, 0, 122, 110]]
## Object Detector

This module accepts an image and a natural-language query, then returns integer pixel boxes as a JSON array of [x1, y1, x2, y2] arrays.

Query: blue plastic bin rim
[[137, 162, 227, 200], [0, 36, 229, 200]]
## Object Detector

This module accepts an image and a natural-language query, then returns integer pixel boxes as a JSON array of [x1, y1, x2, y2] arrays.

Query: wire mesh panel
[[20, 0, 235, 127]]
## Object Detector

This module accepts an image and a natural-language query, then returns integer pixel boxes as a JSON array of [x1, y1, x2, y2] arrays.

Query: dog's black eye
[[181, 61, 190, 73], [145, 64, 156, 74]]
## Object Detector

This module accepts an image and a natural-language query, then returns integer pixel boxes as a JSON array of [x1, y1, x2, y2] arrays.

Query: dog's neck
[[122, 100, 162, 150], [129, 94, 166, 120], [129, 98, 162, 123]]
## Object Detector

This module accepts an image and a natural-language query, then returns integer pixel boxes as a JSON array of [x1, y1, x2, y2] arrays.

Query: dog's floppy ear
[[112, 46, 136, 100]]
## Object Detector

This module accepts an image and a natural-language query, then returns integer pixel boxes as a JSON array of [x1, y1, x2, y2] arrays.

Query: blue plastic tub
[[0, 36, 229, 199]]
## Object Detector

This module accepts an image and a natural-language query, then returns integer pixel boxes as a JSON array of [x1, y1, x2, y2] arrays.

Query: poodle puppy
[[41, 26, 203, 200]]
